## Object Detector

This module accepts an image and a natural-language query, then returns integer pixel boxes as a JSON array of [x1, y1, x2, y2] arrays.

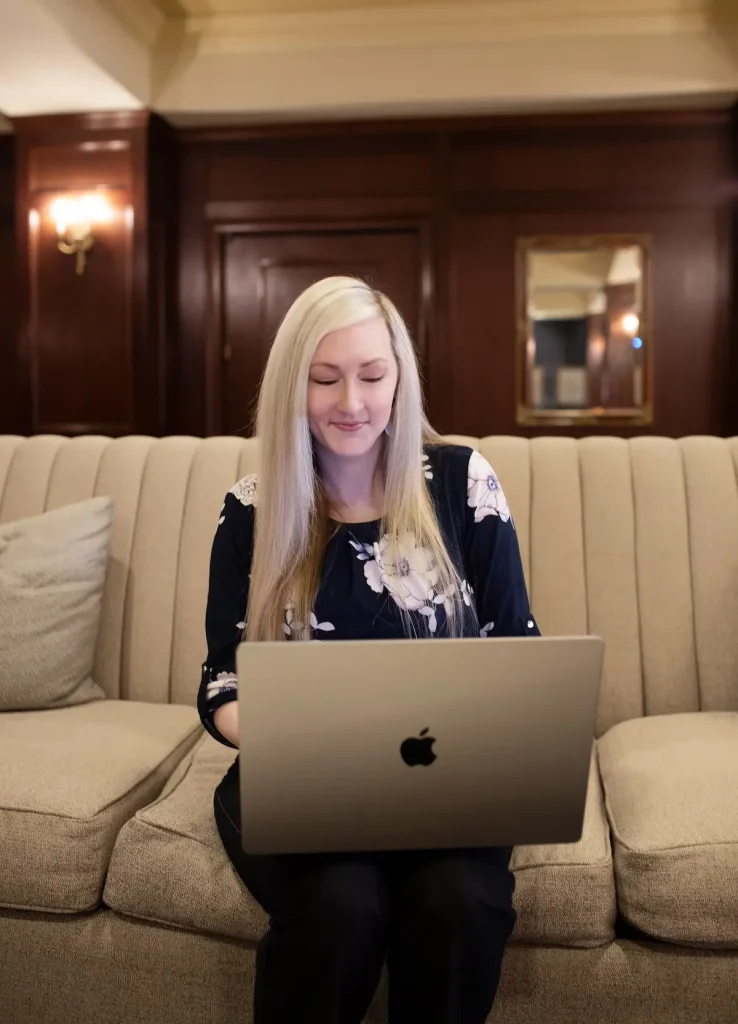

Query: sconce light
[[50, 193, 114, 276], [620, 312, 640, 336]]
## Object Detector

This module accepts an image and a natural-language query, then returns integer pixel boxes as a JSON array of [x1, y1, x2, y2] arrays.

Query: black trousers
[[214, 760, 517, 1024]]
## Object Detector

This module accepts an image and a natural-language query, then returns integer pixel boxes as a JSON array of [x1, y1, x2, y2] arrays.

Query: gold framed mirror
[[516, 234, 653, 427]]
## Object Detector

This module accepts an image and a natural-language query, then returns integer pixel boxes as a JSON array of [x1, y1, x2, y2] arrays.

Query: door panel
[[220, 229, 422, 435]]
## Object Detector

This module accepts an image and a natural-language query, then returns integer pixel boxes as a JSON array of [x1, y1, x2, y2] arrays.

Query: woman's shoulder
[[228, 473, 257, 508], [423, 443, 473, 522], [424, 442, 511, 525], [423, 441, 475, 482], [219, 474, 257, 527]]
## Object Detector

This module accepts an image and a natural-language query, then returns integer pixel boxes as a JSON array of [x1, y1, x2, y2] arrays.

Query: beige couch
[[1, 432, 737, 1024]]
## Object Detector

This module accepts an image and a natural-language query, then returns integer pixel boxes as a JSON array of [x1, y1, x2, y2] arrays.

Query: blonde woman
[[197, 277, 540, 1024]]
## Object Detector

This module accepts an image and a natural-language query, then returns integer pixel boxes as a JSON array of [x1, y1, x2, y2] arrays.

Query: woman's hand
[[213, 700, 240, 747]]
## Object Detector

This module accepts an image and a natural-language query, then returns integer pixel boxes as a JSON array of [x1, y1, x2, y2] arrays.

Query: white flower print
[[362, 533, 439, 613], [217, 501, 226, 526], [427, 579, 473, 631], [349, 540, 375, 562], [283, 601, 304, 638], [283, 602, 334, 639], [310, 612, 335, 634], [480, 621, 495, 637], [467, 451, 510, 524], [422, 453, 433, 480], [229, 474, 257, 508], [206, 671, 238, 701], [351, 534, 475, 635], [418, 604, 438, 633], [433, 583, 458, 618]]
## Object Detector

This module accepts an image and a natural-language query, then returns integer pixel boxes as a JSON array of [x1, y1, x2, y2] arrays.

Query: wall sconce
[[620, 312, 640, 336], [50, 193, 114, 276]]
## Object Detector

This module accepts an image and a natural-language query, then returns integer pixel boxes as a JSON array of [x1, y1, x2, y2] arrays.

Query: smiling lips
[[333, 422, 367, 431]]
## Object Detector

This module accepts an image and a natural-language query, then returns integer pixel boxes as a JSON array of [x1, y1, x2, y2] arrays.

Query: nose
[[336, 379, 363, 416]]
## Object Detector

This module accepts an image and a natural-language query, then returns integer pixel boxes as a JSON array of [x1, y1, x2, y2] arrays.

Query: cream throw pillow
[[0, 497, 113, 710]]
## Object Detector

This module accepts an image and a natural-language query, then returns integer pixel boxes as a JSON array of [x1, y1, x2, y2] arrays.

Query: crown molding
[[179, 0, 735, 54], [10, 110, 152, 138], [174, 103, 734, 140]]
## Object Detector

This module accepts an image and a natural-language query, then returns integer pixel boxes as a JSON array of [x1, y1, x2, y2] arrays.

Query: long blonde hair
[[246, 276, 468, 642]]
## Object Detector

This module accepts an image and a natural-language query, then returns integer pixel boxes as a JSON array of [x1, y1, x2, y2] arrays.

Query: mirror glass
[[517, 236, 652, 425]]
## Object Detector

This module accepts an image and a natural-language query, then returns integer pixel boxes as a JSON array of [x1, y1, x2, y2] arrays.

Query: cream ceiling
[[0, 0, 736, 124], [155, 0, 442, 10], [528, 249, 642, 320]]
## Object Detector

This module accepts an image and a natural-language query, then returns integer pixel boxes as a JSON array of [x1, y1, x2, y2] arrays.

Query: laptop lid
[[237, 635, 604, 855]]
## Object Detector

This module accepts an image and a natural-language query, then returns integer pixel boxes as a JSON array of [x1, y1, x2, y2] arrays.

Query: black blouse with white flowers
[[197, 444, 540, 748]]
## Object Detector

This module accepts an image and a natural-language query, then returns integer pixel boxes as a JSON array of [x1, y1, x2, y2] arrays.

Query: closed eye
[[312, 376, 385, 385]]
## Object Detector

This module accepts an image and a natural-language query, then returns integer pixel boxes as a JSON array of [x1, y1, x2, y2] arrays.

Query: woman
[[197, 276, 540, 1024]]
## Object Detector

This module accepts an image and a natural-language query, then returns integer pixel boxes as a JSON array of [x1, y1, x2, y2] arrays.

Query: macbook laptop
[[237, 635, 604, 855]]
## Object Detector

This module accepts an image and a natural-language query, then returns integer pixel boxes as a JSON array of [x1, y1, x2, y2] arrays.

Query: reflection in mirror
[[517, 236, 652, 425]]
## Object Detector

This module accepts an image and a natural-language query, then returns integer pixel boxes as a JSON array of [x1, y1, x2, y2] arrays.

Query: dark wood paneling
[[0, 135, 17, 434], [176, 144, 209, 435], [450, 206, 729, 437], [180, 108, 731, 145], [16, 129, 134, 435], [6, 107, 735, 439], [729, 105, 738, 437], [177, 133, 435, 436], [135, 113, 178, 437], [28, 186, 133, 433], [178, 107, 735, 439], [214, 227, 423, 435], [208, 135, 432, 202], [12, 112, 175, 436], [452, 127, 729, 196], [30, 143, 132, 191]]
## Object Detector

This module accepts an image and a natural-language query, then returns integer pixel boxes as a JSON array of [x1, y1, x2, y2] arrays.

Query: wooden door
[[219, 228, 422, 435]]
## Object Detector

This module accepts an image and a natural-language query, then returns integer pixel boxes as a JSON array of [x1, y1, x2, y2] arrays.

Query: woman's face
[[307, 317, 398, 459]]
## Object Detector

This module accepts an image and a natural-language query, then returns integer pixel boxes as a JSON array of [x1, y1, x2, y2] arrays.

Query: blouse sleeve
[[196, 488, 254, 747], [462, 450, 541, 639]]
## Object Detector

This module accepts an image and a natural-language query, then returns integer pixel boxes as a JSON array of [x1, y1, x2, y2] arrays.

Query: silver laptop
[[237, 635, 604, 855]]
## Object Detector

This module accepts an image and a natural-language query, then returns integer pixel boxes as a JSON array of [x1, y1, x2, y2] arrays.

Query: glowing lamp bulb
[[621, 313, 640, 336]]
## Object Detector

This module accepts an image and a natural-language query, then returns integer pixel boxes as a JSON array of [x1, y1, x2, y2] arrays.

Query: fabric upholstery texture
[[104, 737, 617, 948], [0, 700, 202, 912], [2, 434, 735, 729], [1, 432, 737, 1024], [1, 908, 736, 1024], [598, 711, 738, 948], [0, 496, 112, 710]]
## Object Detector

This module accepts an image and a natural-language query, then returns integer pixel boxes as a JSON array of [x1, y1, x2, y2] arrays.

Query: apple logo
[[400, 728, 437, 767]]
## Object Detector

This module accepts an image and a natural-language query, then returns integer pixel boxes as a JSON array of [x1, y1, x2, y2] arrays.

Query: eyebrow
[[310, 358, 388, 371]]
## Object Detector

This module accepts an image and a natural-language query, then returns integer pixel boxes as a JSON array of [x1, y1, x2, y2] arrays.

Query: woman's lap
[[214, 761, 516, 927]]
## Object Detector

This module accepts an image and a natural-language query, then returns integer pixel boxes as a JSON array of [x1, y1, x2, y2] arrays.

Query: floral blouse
[[197, 444, 541, 748]]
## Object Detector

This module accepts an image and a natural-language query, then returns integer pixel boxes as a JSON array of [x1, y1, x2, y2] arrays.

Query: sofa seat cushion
[[597, 711, 738, 949], [104, 737, 615, 949], [103, 735, 268, 942], [510, 744, 616, 947], [0, 700, 202, 913]]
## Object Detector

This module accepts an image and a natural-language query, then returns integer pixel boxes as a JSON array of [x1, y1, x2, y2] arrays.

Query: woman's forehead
[[311, 319, 393, 365]]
